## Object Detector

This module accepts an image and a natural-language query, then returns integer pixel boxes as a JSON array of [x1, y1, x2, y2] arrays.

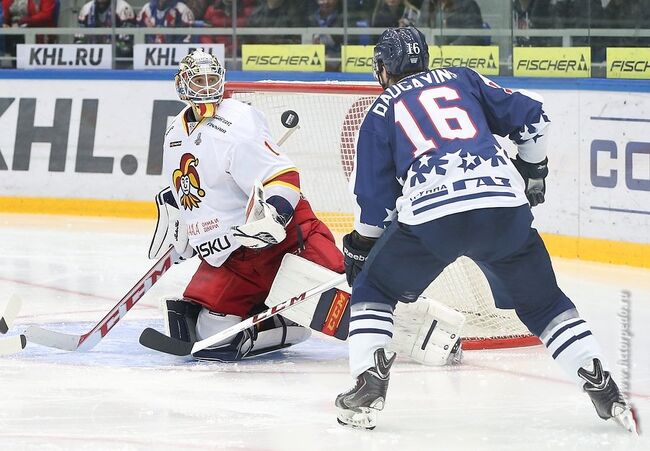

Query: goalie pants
[[351, 205, 575, 337], [183, 198, 345, 318]]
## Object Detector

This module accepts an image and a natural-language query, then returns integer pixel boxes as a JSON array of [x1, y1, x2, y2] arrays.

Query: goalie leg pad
[[191, 309, 311, 361], [162, 298, 201, 343], [248, 315, 312, 357], [193, 309, 254, 361], [390, 297, 465, 366]]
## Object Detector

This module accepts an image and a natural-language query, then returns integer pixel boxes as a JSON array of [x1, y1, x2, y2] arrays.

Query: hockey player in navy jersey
[[335, 26, 638, 433]]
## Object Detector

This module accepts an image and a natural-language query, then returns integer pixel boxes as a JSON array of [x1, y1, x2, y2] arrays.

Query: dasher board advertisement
[[17, 44, 112, 69]]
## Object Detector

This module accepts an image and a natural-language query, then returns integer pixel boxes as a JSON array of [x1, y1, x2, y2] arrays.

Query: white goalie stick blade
[[0, 295, 22, 334], [265, 255, 466, 366], [25, 247, 178, 352], [0, 334, 26, 355]]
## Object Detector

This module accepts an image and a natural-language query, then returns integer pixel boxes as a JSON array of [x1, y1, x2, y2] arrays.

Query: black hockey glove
[[511, 155, 549, 207], [342, 230, 377, 287]]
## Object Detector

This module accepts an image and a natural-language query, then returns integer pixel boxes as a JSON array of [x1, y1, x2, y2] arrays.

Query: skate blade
[[613, 405, 640, 435], [336, 407, 377, 430]]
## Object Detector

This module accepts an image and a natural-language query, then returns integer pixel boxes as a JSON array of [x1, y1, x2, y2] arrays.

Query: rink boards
[[0, 73, 648, 267]]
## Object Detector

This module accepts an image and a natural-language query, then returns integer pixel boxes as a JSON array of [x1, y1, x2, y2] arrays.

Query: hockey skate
[[578, 358, 639, 434], [335, 348, 396, 430]]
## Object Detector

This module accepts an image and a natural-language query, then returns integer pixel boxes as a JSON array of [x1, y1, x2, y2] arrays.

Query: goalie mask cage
[[225, 81, 540, 351]]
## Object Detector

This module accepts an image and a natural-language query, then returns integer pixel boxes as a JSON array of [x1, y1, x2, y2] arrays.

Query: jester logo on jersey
[[172, 153, 206, 210]]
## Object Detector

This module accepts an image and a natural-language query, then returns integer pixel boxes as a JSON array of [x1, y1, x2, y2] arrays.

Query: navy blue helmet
[[373, 26, 429, 88]]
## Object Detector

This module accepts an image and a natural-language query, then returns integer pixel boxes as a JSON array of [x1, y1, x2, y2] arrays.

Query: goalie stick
[[1, 294, 22, 335], [0, 295, 26, 355], [24, 247, 178, 351], [0, 335, 27, 356], [139, 266, 347, 356]]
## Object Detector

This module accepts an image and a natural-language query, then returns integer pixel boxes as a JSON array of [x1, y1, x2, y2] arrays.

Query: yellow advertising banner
[[607, 47, 650, 79], [242, 45, 325, 72], [342, 45, 498, 75], [341, 45, 374, 73], [428, 45, 443, 65], [514, 47, 590, 77], [431, 46, 499, 75]]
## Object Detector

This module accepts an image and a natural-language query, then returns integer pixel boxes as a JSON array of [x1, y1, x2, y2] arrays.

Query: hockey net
[[225, 81, 540, 350]]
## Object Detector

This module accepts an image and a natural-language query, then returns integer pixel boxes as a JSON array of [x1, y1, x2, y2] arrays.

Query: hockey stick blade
[[139, 327, 193, 356], [0, 295, 22, 334], [0, 334, 26, 355], [24, 247, 178, 352], [23, 326, 80, 351]]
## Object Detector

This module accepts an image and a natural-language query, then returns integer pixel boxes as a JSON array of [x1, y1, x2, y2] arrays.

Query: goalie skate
[[335, 348, 396, 430]]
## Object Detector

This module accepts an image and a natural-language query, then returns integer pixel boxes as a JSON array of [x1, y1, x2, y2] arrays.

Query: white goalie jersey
[[162, 99, 296, 268]]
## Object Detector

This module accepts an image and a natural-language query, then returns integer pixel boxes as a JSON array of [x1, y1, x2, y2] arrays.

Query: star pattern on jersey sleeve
[[515, 112, 550, 144], [478, 144, 509, 167], [382, 207, 397, 227]]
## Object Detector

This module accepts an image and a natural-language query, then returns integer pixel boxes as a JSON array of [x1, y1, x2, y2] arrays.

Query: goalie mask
[[175, 49, 226, 111]]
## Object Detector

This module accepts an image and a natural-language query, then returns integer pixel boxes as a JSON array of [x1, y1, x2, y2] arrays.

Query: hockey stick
[[277, 124, 300, 146], [0, 295, 22, 334], [0, 295, 27, 355], [277, 109, 300, 146], [139, 271, 347, 356], [0, 335, 27, 356], [24, 247, 179, 351]]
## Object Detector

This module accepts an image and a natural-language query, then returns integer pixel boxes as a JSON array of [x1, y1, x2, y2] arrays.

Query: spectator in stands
[[554, 0, 603, 31], [587, 0, 649, 60], [371, 0, 421, 28], [185, 0, 207, 21], [76, 0, 136, 58], [427, 0, 485, 45], [341, 0, 375, 45], [137, 0, 195, 43], [200, 0, 255, 54], [2, 0, 57, 58], [513, 0, 558, 46], [599, 0, 648, 45], [347, 0, 374, 27], [310, 0, 343, 69], [247, 0, 306, 44], [555, 0, 605, 59], [2, 0, 57, 28]]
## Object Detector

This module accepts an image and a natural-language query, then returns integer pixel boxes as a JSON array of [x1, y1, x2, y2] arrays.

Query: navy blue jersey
[[351, 67, 550, 237]]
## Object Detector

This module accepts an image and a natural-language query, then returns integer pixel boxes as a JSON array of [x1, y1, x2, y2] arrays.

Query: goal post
[[225, 81, 540, 350]]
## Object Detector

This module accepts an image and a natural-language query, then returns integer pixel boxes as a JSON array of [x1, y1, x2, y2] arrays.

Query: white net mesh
[[227, 82, 536, 349]]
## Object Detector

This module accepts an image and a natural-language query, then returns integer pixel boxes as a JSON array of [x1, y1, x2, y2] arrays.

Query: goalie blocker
[[265, 255, 465, 366]]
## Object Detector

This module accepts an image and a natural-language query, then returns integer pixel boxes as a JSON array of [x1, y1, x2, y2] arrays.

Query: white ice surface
[[0, 214, 648, 451]]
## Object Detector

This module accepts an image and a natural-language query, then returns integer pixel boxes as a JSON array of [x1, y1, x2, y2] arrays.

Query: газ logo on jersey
[[173, 153, 205, 210]]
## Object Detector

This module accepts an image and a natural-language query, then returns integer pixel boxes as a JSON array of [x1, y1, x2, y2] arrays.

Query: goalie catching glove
[[149, 187, 196, 261], [232, 181, 287, 249]]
